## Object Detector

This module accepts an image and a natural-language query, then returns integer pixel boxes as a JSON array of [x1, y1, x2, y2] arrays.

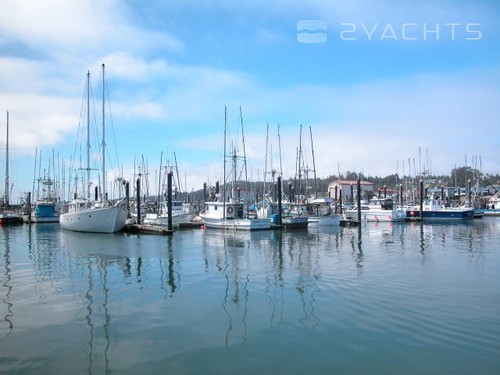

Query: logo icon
[[297, 20, 328, 43]]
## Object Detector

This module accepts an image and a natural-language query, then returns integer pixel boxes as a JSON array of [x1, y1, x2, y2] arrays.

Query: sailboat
[[0, 111, 23, 226], [200, 107, 271, 230], [60, 64, 128, 233], [31, 150, 61, 223]]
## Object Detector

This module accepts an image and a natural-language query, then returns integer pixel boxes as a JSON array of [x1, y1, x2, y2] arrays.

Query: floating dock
[[123, 224, 173, 235]]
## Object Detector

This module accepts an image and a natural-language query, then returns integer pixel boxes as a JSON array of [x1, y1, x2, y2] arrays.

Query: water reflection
[[2, 220, 499, 373], [1, 228, 14, 332], [84, 257, 111, 374]]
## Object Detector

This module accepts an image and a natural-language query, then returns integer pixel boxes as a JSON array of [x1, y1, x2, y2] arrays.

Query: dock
[[123, 223, 173, 235]]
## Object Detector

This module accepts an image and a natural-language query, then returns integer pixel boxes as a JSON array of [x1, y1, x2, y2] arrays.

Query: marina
[[1, 2, 499, 374], [1, 218, 500, 374]]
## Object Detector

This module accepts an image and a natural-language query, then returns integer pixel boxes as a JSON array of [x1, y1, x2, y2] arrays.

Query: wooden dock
[[123, 223, 173, 235]]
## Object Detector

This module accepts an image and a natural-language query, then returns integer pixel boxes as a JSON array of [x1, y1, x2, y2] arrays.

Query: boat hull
[[143, 213, 193, 226], [60, 205, 128, 233], [32, 202, 60, 223], [344, 209, 406, 222], [308, 214, 341, 226], [0, 213, 23, 225], [406, 209, 474, 220], [202, 216, 271, 231]]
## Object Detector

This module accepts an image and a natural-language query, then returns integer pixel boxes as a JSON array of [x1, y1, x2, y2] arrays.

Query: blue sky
[[1, 0, 499, 202]]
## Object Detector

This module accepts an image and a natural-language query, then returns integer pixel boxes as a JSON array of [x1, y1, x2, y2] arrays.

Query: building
[[327, 180, 374, 201]]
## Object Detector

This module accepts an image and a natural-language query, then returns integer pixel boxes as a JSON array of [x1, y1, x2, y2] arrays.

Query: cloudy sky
[[1, 0, 499, 202]]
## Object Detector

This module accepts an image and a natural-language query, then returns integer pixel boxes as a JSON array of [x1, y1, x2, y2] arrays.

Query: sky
[[1, 0, 499, 202]]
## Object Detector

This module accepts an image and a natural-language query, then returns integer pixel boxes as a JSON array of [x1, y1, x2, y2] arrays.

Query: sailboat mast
[[5, 111, 10, 206], [309, 126, 317, 198], [223, 106, 227, 219], [102, 63, 106, 202], [297, 125, 303, 201], [263, 123, 269, 202], [86, 71, 91, 200]]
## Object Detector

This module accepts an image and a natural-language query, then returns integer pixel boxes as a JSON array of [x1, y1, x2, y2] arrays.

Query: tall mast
[[223, 106, 227, 218], [86, 71, 91, 200], [5, 111, 10, 206], [297, 125, 303, 201], [309, 126, 317, 198], [101, 63, 106, 202]]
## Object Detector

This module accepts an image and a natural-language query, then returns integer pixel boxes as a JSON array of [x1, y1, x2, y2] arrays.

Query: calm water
[[1, 219, 499, 375]]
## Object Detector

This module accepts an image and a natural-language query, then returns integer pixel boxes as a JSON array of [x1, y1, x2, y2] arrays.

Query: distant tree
[[450, 166, 481, 186]]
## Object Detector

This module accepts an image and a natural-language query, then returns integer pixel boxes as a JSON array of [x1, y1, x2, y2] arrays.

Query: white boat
[[202, 200, 271, 230], [60, 65, 127, 234], [345, 196, 407, 222], [143, 200, 193, 226], [200, 106, 271, 231], [307, 197, 341, 226]]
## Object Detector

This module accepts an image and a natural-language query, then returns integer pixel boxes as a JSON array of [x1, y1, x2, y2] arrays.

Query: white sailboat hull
[[60, 205, 127, 233]]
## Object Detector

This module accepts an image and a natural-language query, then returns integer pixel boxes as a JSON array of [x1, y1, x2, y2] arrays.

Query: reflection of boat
[[345, 197, 406, 222], [1, 111, 23, 226], [60, 65, 127, 233], [407, 198, 474, 220]]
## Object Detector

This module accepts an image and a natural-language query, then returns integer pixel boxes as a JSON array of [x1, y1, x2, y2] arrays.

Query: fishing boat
[[1, 111, 23, 226], [143, 200, 193, 226], [32, 164, 60, 223], [60, 64, 127, 233], [406, 197, 474, 221], [307, 197, 341, 226], [484, 194, 500, 216], [344, 196, 407, 222], [32, 199, 60, 223], [200, 107, 271, 231]]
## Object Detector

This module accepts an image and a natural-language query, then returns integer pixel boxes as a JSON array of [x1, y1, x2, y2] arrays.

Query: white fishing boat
[[202, 200, 271, 230], [307, 197, 341, 226], [200, 106, 271, 231], [344, 196, 407, 222], [143, 200, 193, 226], [60, 64, 127, 233]]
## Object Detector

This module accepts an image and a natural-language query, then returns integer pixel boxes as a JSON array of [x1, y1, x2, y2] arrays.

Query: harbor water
[[1, 219, 499, 374]]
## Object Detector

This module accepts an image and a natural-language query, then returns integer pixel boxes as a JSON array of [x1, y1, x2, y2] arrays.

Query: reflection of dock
[[340, 218, 358, 227], [123, 221, 203, 234], [122, 224, 173, 235]]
